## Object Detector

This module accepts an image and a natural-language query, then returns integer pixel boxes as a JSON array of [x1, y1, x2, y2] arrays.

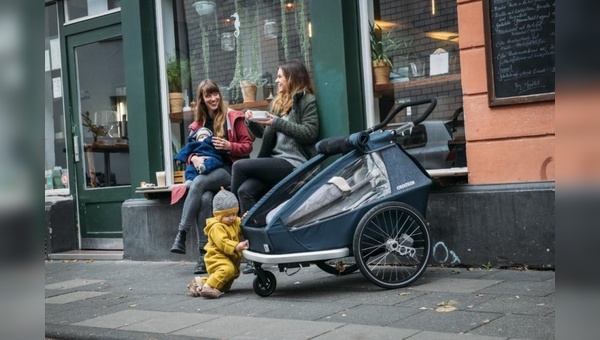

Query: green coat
[[248, 91, 319, 159]]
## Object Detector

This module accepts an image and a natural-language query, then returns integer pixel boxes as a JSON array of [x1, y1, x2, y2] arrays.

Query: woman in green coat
[[231, 60, 319, 216]]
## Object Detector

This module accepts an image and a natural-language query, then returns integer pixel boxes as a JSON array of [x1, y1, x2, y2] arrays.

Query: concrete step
[[48, 250, 124, 261]]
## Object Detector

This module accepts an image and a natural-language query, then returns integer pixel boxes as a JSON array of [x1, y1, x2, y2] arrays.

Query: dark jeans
[[177, 167, 231, 248], [231, 157, 295, 213]]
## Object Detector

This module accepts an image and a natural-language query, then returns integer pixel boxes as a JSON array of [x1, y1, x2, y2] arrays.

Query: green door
[[66, 24, 130, 249]]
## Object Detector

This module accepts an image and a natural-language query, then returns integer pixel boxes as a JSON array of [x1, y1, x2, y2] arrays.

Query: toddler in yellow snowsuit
[[187, 187, 249, 298]]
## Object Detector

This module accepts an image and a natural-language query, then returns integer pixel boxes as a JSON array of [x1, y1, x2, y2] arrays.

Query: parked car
[[389, 107, 466, 170]]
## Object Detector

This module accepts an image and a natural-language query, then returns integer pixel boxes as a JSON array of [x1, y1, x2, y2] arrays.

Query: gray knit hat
[[196, 127, 213, 141], [213, 187, 239, 219]]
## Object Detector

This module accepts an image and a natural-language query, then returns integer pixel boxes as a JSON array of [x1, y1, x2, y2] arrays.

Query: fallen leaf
[[435, 305, 456, 312]]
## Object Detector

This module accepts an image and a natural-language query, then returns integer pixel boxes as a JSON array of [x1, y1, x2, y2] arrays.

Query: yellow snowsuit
[[199, 216, 243, 291]]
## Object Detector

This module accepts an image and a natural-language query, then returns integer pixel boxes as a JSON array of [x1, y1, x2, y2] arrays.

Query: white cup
[[156, 171, 166, 187]]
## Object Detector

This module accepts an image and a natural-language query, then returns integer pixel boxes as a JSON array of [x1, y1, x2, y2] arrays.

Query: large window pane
[[65, 0, 121, 22], [370, 0, 466, 170], [159, 0, 313, 181], [45, 3, 69, 192]]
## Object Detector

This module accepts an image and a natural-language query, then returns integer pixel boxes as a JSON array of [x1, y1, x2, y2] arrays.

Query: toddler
[[187, 187, 249, 298]]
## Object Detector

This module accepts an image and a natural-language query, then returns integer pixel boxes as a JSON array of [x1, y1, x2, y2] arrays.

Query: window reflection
[[371, 0, 466, 170], [161, 0, 313, 165], [65, 0, 121, 22]]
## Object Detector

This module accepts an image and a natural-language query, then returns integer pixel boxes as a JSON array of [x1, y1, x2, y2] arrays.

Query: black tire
[[353, 202, 430, 289], [315, 258, 359, 276], [252, 271, 277, 297]]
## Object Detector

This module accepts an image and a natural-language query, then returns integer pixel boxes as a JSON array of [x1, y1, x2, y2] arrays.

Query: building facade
[[44, 0, 554, 268]]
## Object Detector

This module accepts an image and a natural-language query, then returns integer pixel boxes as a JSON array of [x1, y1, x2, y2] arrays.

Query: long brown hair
[[270, 60, 314, 116], [195, 79, 227, 137]]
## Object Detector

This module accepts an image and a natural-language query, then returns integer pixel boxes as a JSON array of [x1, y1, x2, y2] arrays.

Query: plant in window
[[370, 22, 413, 85], [166, 55, 190, 112], [239, 68, 267, 103], [166, 55, 190, 93], [81, 111, 106, 142]]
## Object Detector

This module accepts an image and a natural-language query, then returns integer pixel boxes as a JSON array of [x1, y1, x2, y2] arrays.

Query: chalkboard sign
[[483, 0, 555, 106]]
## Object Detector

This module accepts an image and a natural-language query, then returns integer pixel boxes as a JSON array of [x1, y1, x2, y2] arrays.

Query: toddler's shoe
[[200, 284, 223, 299], [187, 277, 203, 297]]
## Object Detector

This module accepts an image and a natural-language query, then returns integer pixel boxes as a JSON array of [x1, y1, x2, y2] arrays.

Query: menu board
[[484, 0, 555, 106]]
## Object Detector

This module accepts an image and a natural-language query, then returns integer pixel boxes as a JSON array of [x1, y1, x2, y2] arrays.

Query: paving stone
[[473, 295, 554, 315], [120, 311, 219, 333], [388, 310, 503, 334], [73, 309, 165, 328], [395, 291, 497, 311], [410, 278, 502, 294], [407, 330, 507, 340], [478, 280, 554, 297], [45, 278, 105, 290], [174, 315, 343, 339], [45, 291, 109, 304], [312, 324, 420, 339], [478, 269, 555, 282], [317, 304, 417, 326], [468, 314, 554, 340]]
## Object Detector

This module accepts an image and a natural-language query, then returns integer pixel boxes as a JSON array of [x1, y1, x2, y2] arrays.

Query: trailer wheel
[[316, 258, 359, 276], [253, 271, 277, 297], [353, 202, 430, 289]]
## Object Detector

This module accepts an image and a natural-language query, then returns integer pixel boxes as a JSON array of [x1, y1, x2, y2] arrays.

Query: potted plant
[[166, 55, 190, 112], [239, 68, 267, 103], [370, 22, 413, 85]]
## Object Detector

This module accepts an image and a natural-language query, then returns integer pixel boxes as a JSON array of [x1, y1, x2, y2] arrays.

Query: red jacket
[[187, 109, 253, 163]]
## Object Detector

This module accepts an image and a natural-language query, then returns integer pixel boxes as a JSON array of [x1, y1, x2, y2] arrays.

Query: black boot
[[242, 261, 255, 274], [193, 248, 207, 274], [170, 230, 187, 254]]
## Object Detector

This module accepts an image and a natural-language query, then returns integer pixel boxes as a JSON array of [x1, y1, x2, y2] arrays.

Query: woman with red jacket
[[170, 79, 253, 275]]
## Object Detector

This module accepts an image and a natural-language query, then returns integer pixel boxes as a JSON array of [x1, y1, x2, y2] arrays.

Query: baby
[[173, 127, 224, 187]]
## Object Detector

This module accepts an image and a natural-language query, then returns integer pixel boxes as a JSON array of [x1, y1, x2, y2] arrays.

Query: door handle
[[73, 135, 80, 162]]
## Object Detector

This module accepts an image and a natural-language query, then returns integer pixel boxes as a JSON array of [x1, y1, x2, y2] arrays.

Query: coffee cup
[[156, 171, 166, 187]]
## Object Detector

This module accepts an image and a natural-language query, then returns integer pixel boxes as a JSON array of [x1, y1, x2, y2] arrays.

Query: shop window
[[65, 0, 121, 22], [158, 0, 313, 183], [45, 3, 69, 193], [367, 0, 466, 171]]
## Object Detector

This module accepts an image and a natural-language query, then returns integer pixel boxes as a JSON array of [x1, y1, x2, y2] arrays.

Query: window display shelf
[[169, 109, 194, 123], [374, 73, 461, 98], [229, 100, 269, 111]]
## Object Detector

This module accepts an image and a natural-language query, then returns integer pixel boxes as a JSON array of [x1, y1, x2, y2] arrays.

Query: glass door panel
[[74, 38, 130, 189]]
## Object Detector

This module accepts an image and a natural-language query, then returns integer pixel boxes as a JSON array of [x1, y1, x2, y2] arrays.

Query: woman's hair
[[195, 79, 227, 137], [270, 60, 314, 115]]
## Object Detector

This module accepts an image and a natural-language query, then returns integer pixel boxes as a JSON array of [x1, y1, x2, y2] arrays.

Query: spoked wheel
[[353, 202, 430, 289], [316, 257, 359, 276], [252, 270, 277, 297]]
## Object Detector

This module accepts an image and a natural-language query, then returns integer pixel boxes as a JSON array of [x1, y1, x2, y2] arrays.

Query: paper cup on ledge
[[156, 171, 166, 187]]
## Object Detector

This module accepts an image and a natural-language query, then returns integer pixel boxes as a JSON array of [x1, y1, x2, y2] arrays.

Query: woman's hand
[[191, 155, 207, 170], [245, 110, 273, 126], [213, 137, 231, 151], [236, 240, 249, 252]]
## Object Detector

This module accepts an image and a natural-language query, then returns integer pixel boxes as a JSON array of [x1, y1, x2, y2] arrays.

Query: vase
[[169, 92, 184, 113], [240, 80, 257, 103], [373, 64, 391, 85]]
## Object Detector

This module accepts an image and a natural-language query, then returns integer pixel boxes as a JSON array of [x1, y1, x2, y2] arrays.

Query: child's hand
[[236, 240, 249, 252]]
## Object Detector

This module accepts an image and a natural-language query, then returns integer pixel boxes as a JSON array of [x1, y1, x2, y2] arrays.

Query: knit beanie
[[212, 187, 239, 220], [196, 127, 213, 141]]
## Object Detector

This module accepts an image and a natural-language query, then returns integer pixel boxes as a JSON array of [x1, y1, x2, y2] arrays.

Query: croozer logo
[[396, 180, 415, 191]]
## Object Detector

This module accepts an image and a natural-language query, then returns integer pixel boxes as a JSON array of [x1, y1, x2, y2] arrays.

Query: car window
[[397, 125, 427, 149]]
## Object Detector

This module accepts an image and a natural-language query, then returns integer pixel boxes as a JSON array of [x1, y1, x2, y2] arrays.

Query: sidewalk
[[45, 260, 554, 340]]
